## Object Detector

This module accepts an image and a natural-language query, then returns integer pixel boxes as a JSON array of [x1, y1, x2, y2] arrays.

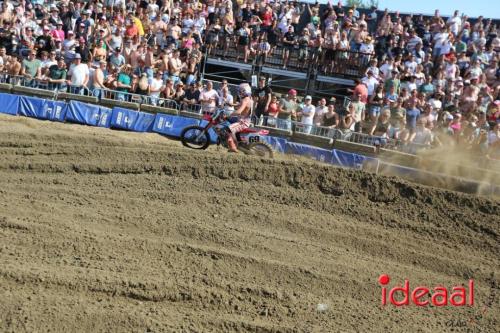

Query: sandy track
[[0, 114, 498, 333]]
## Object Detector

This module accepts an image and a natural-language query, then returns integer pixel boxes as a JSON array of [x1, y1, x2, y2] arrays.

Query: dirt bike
[[180, 109, 274, 158]]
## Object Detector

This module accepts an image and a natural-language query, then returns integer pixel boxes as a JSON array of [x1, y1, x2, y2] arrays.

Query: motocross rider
[[224, 83, 253, 153]]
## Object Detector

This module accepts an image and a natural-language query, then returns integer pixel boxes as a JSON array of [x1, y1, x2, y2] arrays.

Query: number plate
[[248, 136, 260, 143]]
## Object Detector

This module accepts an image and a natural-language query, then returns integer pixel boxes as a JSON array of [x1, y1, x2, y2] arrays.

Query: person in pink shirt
[[351, 78, 368, 104], [51, 22, 65, 42], [450, 113, 462, 136]]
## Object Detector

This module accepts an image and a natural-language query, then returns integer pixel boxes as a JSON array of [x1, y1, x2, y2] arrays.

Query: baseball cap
[[74, 53, 82, 59], [288, 89, 297, 96], [305, 95, 312, 100], [68, 30, 74, 34]]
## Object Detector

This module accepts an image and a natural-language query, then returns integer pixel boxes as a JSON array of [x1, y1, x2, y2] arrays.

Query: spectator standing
[[314, 98, 328, 126], [115, 64, 133, 101], [66, 53, 89, 95], [299, 95, 315, 134], [21, 50, 42, 86], [149, 70, 165, 106], [278, 89, 298, 130], [92, 60, 107, 99], [349, 94, 366, 132], [183, 81, 201, 111], [200, 80, 219, 114], [254, 76, 272, 125], [47, 57, 67, 91]]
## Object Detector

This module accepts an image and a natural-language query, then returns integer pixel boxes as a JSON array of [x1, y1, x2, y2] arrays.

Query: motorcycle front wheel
[[180, 126, 211, 150], [247, 142, 274, 159]]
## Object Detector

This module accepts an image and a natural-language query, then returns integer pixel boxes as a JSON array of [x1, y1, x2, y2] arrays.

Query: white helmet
[[239, 83, 252, 97]]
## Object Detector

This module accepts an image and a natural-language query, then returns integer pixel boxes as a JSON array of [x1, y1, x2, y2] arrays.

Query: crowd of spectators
[[0, 0, 498, 156]]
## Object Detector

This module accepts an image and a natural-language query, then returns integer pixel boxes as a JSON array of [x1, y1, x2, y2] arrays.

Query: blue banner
[[285, 142, 333, 164], [331, 149, 374, 169], [45, 100, 68, 122], [263, 136, 288, 153], [97, 107, 112, 128], [152, 114, 199, 137], [110, 107, 155, 132], [65, 101, 101, 126], [18, 96, 48, 119], [0, 93, 20, 116]]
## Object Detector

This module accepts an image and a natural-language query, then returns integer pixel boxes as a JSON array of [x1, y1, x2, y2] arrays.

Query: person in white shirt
[[362, 70, 378, 97], [313, 98, 328, 126], [147, 1, 160, 17], [182, 13, 194, 35], [428, 92, 443, 111], [447, 10, 462, 36], [66, 53, 89, 95], [404, 55, 418, 75], [299, 95, 315, 134], [379, 58, 394, 80], [148, 71, 164, 105], [219, 86, 235, 113], [365, 59, 380, 80], [406, 30, 422, 53], [193, 12, 206, 34], [200, 81, 219, 114], [433, 28, 449, 57]]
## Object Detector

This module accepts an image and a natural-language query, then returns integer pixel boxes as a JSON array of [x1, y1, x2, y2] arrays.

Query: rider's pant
[[228, 117, 251, 141]]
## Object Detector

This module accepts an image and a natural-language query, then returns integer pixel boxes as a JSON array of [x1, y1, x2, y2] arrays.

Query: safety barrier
[[0, 74, 93, 96], [343, 131, 398, 148], [293, 121, 344, 140], [101, 88, 142, 103], [65, 100, 111, 127], [180, 103, 217, 116], [140, 95, 179, 109]]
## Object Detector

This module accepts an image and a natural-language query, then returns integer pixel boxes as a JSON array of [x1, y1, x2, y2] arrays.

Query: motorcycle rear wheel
[[180, 126, 211, 150], [247, 142, 274, 159]]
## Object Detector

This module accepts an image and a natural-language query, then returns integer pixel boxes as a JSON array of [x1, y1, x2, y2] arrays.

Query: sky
[[377, 0, 500, 19]]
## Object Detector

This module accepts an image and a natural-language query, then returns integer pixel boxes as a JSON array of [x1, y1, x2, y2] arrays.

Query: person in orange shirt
[[350, 78, 369, 104], [130, 13, 144, 37], [125, 18, 139, 38]]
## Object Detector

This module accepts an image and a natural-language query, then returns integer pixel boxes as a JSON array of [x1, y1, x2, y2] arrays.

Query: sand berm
[[0, 114, 498, 333]]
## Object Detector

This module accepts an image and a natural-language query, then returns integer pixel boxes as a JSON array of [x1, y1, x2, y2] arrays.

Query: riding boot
[[226, 135, 239, 153]]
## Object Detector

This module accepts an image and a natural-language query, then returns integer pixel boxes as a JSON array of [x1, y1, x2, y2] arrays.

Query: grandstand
[[0, 0, 497, 175]]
